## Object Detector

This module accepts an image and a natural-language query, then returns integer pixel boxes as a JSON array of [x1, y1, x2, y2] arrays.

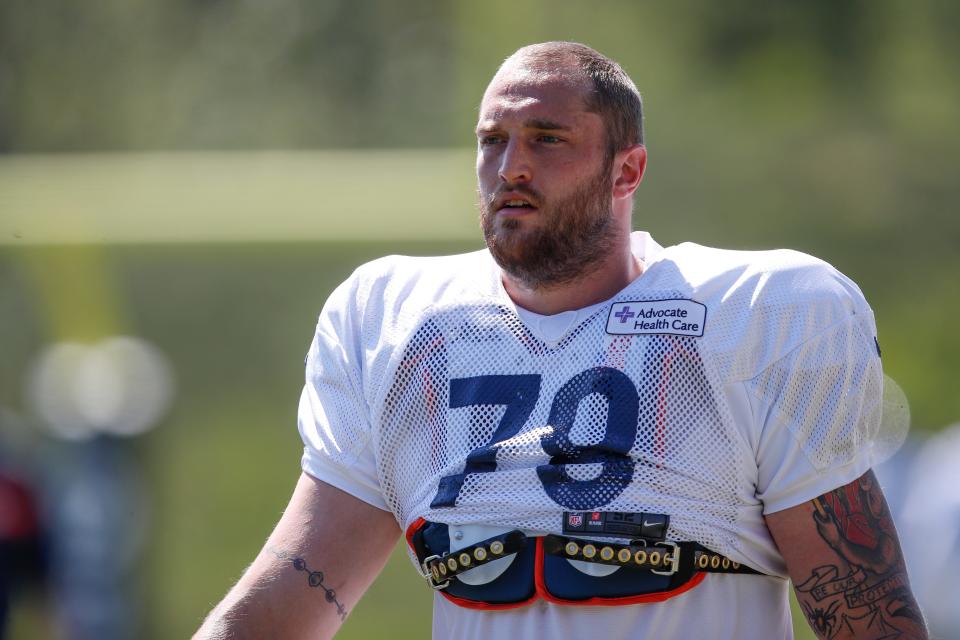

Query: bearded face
[[480, 155, 618, 290]]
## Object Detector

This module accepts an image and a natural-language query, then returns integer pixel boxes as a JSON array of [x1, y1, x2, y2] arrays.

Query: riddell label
[[606, 299, 706, 337]]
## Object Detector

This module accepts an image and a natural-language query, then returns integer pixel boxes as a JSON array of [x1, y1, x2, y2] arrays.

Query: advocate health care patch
[[606, 299, 707, 337]]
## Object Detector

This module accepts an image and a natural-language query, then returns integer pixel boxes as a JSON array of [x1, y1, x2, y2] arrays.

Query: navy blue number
[[430, 374, 541, 507], [432, 368, 639, 509], [536, 367, 639, 509]]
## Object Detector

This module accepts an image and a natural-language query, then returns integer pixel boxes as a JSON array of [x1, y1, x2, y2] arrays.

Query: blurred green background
[[1, 1, 958, 638]]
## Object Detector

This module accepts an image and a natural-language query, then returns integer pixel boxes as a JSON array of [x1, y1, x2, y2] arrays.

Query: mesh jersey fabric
[[297, 231, 897, 638]]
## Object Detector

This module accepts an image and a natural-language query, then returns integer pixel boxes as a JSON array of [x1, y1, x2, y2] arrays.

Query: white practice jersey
[[298, 232, 896, 639]]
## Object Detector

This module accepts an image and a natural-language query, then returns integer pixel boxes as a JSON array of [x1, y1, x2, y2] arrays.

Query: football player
[[195, 42, 927, 640]]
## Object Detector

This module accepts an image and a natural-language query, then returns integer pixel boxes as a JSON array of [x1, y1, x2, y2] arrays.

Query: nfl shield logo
[[568, 514, 583, 527]]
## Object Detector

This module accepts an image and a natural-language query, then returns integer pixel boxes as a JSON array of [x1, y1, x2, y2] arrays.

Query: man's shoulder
[[660, 242, 868, 312], [339, 248, 496, 318], [662, 241, 837, 281], [351, 248, 491, 283], [654, 242, 875, 378]]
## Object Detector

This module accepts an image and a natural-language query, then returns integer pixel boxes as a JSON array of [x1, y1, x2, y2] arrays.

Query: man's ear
[[611, 144, 647, 200]]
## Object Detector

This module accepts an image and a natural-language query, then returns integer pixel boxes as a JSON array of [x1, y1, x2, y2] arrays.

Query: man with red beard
[[196, 42, 926, 640]]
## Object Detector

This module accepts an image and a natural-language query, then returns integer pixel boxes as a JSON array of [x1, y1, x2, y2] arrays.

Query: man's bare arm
[[765, 470, 927, 639], [194, 472, 400, 640]]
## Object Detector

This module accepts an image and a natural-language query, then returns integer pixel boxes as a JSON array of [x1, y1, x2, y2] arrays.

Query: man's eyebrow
[[525, 118, 570, 131], [475, 118, 573, 134]]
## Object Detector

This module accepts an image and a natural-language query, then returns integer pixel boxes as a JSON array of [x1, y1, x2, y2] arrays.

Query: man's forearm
[[767, 471, 928, 640], [194, 550, 348, 640], [193, 474, 401, 640]]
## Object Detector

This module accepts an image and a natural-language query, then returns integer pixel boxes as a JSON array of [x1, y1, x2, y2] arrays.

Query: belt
[[421, 530, 761, 589], [421, 530, 528, 589]]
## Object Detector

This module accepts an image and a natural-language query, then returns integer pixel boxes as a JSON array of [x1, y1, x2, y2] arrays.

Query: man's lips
[[494, 191, 540, 213], [497, 202, 539, 214]]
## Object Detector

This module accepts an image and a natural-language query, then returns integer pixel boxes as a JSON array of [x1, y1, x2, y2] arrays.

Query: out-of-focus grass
[[2, 238, 954, 638], [0, 151, 479, 245], [0, 140, 956, 637]]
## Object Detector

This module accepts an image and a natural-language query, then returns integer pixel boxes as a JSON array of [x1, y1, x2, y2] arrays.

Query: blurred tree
[[0, 0, 955, 151]]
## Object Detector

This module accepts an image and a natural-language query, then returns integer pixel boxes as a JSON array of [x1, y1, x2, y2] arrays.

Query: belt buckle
[[651, 541, 680, 576], [420, 554, 450, 590]]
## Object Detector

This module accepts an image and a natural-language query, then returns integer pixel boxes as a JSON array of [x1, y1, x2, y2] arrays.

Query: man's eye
[[479, 135, 504, 145], [538, 135, 561, 143]]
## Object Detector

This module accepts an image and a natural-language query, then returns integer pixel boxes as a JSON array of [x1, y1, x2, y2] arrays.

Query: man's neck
[[502, 239, 643, 315]]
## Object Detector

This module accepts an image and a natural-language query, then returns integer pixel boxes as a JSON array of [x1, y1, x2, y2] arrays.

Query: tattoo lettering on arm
[[794, 471, 925, 639], [266, 545, 348, 621]]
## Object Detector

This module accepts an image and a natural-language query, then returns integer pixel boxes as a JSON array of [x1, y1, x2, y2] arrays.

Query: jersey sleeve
[[748, 300, 894, 515], [298, 272, 388, 511]]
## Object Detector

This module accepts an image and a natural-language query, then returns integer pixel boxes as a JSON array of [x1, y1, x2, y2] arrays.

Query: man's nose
[[498, 139, 532, 184]]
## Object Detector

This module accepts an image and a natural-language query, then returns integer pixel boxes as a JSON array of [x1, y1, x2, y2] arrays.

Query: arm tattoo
[[795, 471, 925, 639], [266, 545, 348, 621]]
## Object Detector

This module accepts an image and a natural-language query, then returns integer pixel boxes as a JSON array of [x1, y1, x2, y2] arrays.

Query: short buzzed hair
[[504, 42, 644, 155]]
